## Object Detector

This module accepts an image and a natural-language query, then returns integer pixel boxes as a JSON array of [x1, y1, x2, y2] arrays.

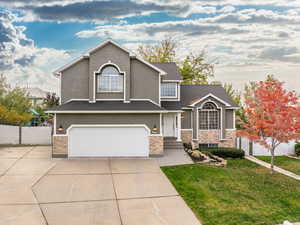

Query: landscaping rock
[[191, 150, 204, 160], [185, 149, 227, 167]]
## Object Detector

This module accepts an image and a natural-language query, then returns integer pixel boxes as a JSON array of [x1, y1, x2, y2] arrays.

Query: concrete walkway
[[157, 149, 194, 166], [0, 146, 201, 225], [246, 156, 300, 181]]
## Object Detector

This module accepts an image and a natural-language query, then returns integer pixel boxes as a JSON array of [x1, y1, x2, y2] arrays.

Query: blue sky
[[1, 0, 300, 93]]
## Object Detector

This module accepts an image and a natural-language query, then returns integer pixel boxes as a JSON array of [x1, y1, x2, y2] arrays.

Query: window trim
[[160, 82, 178, 98], [199, 102, 220, 130], [91, 61, 127, 103], [96, 65, 124, 93]]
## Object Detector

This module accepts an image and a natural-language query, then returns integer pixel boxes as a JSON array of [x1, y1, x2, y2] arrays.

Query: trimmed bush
[[295, 142, 300, 157], [199, 147, 245, 159]]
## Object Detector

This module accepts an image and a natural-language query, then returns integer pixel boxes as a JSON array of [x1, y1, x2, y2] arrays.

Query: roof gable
[[87, 39, 133, 57], [180, 84, 238, 108], [53, 39, 166, 76], [190, 93, 231, 107]]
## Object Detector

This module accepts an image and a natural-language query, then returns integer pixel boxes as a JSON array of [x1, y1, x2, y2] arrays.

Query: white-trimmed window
[[97, 66, 123, 92], [199, 102, 220, 130], [161, 83, 177, 97]]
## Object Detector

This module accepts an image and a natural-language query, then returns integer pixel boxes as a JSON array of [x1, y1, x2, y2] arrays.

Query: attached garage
[[68, 125, 150, 157]]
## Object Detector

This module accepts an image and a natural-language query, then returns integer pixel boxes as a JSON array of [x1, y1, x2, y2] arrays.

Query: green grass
[[257, 156, 300, 176], [162, 159, 300, 225]]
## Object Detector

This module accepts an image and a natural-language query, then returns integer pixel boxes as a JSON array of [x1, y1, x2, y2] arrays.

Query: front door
[[163, 114, 176, 137]]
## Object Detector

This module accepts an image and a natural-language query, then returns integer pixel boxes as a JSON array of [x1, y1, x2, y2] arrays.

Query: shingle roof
[[47, 101, 166, 112], [151, 62, 182, 81], [180, 84, 238, 107], [161, 101, 183, 110]]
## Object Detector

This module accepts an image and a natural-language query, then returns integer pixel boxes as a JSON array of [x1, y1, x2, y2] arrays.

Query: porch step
[[163, 137, 184, 150], [164, 146, 184, 150], [164, 143, 184, 147], [164, 144, 184, 150]]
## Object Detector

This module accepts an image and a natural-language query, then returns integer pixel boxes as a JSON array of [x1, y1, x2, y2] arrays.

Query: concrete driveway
[[0, 146, 201, 225]]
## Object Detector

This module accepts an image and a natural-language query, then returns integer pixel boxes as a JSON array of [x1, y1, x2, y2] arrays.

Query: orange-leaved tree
[[238, 76, 300, 172]]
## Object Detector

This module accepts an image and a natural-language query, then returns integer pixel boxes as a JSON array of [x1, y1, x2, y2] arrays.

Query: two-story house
[[47, 39, 238, 158]]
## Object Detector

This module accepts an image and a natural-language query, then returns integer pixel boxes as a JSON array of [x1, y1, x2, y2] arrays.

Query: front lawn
[[257, 156, 300, 176], [162, 159, 300, 225]]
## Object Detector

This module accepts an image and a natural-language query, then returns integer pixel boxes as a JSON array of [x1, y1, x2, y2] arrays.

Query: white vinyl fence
[[237, 137, 296, 156], [0, 124, 52, 145]]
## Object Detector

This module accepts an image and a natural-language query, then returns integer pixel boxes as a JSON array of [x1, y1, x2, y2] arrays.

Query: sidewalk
[[246, 156, 300, 181]]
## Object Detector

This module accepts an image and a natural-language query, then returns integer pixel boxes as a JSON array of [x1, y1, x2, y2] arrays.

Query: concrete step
[[164, 144, 183, 147], [164, 140, 182, 143], [164, 137, 177, 139], [164, 145, 184, 148], [164, 143, 184, 147], [163, 137, 183, 150], [164, 147, 184, 151]]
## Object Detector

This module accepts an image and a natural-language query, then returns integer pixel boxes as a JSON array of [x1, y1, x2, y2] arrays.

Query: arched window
[[97, 65, 123, 92], [202, 102, 217, 110], [199, 102, 220, 130]]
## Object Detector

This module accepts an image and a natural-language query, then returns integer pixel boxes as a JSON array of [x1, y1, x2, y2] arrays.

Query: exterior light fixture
[[58, 125, 64, 132], [152, 124, 158, 134]]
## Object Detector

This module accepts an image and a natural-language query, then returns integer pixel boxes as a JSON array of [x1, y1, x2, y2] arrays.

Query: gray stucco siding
[[130, 59, 160, 104], [61, 59, 89, 104], [225, 109, 234, 129], [89, 43, 131, 101], [56, 113, 160, 134], [182, 110, 192, 129]]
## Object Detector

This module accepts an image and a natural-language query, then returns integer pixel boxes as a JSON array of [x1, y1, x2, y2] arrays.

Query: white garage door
[[69, 125, 149, 157]]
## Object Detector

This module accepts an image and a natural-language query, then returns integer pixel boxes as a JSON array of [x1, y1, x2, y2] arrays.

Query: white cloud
[[203, 9, 300, 24], [2, 0, 300, 93], [219, 5, 236, 13], [0, 9, 70, 92], [215, 63, 300, 93], [1, 0, 201, 22]]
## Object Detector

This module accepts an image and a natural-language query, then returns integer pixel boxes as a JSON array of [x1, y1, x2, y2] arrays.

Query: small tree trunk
[[270, 148, 275, 174]]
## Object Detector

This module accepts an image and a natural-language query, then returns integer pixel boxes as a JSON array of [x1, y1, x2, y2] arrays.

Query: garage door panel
[[69, 127, 149, 157]]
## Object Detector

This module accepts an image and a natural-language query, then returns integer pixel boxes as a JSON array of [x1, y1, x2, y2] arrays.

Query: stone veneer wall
[[198, 130, 220, 143], [53, 135, 68, 157], [219, 130, 236, 148], [181, 130, 193, 144], [181, 129, 236, 148], [198, 130, 236, 148], [149, 136, 164, 156]]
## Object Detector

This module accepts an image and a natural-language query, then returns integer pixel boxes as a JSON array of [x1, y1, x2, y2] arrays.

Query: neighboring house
[[25, 87, 48, 105], [47, 39, 238, 158]]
